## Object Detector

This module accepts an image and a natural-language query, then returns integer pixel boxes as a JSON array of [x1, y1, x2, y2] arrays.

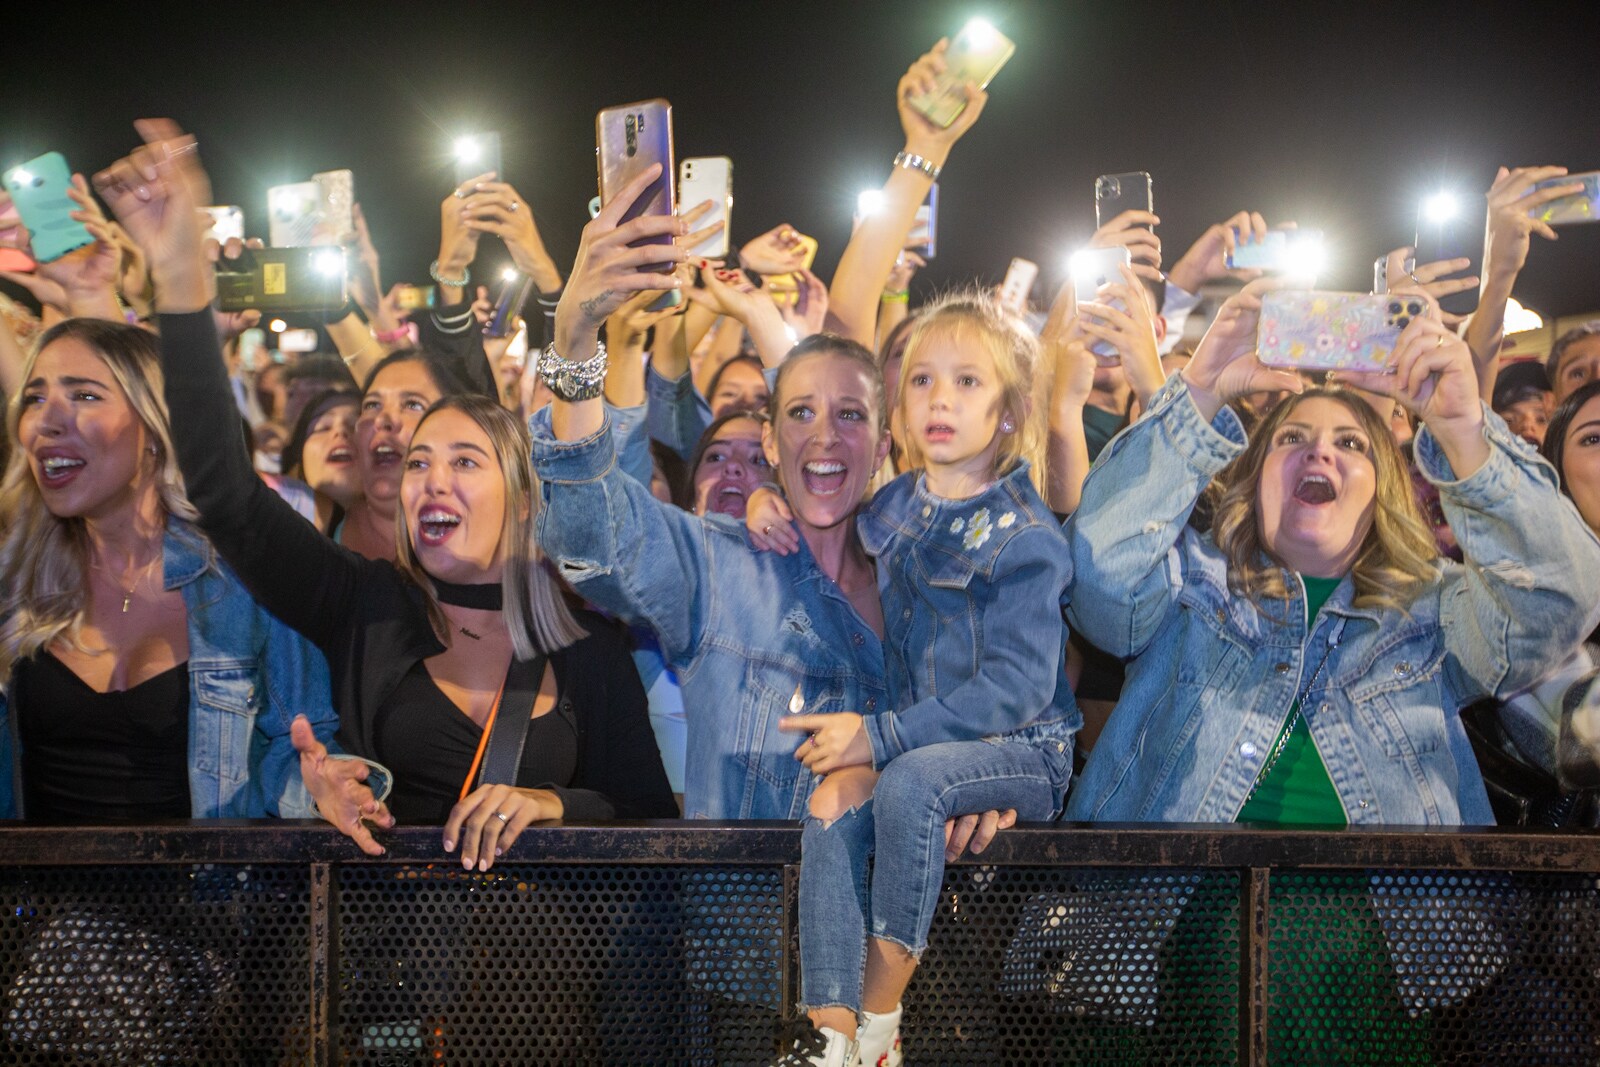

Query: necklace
[[94, 553, 161, 614]]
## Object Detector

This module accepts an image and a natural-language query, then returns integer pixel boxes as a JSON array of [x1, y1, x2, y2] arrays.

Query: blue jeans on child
[[797, 738, 1069, 1013]]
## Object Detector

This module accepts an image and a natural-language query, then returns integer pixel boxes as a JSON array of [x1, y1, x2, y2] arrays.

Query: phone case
[[485, 273, 535, 337], [1528, 172, 1600, 226], [313, 170, 355, 245], [908, 23, 1016, 128], [1095, 172, 1153, 230], [267, 181, 324, 248], [597, 100, 675, 273], [1224, 229, 1324, 272], [1000, 258, 1038, 312], [766, 234, 819, 304], [679, 157, 732, 258], [910, 184, 939, 258], [2, 152, 92, 263], [203, 206, 245, 244], [454, 132, 502, 186], [1073, 247, 1133, 360], [1258, 291, 1420, 372], [215, 247, 347, 313]]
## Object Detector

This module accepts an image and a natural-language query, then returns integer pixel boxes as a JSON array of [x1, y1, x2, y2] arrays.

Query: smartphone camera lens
[[1396, 317, 1412, 330], [1388, 302, 1402, 315], [31, 177, 43, 188], [1407, 301, 1422, 316], [625, 115, 638, 158], [1096, 176, 1121, 200]]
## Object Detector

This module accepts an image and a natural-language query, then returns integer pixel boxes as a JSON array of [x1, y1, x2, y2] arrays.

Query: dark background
[[5, 0, 1599, 317]]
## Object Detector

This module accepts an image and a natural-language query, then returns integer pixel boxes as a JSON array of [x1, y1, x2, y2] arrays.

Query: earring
[[1001, 420, 1015, 434], [147, 445, 159, 455]]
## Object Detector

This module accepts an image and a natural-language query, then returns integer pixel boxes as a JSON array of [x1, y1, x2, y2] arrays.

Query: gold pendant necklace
[[95, 554, 160, 614]]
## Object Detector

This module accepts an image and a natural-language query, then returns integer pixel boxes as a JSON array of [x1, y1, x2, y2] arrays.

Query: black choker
[[433, 579, 503, 610]]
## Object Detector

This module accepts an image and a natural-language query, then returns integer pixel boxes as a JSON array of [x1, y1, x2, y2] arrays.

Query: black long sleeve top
[[156, 310, 674, 822]]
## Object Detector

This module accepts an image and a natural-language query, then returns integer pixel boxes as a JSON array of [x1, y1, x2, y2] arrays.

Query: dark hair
[[705, 355, 767, 415], [1547, 320, 1600, 384], [680, 409, 770, 513], [765, 333, 886, 435], [281, 386, 359, 480], [1540, 378, 1600, 496], [284, 355, 354, 391], [360, 348, 475, 400]]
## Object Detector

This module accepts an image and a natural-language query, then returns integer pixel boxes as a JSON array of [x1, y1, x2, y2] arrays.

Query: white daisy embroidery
[[963, 508, 993, 551], [998, 512, 1017, 529], [949, 517, 965, 534]]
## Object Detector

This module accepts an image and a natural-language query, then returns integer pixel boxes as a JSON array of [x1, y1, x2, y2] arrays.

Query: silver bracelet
[[894, 151, 942, 183], [429, 259, 471, 288], [538, 341, 609, 402]]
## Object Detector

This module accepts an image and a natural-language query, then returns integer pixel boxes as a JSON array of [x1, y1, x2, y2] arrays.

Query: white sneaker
[[773, 1025, 859, 1067], [856, 1005, 903, 1067]]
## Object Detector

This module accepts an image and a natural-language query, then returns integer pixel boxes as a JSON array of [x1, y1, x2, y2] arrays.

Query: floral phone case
[[1528, 172, 1600, 226], [1258, 291, 1421, 373]]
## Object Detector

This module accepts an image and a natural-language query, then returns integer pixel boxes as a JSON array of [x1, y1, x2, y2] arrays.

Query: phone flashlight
[[313, 249, 345, 277], [1067, 249, 1093, 279], [453, 136, 482, 163], [9, 168, 32, 184], [271, 187, 305, 213], [1280, 236, 1329, 278], [857, 190, 886, 218], [501, 266, 518, 282], [1422, 192, 1460, 224], [268, 318, 287, 333], [962, 17, 999, 47]]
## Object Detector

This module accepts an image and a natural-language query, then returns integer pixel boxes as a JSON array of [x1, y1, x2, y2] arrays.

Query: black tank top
[[13, 652, 192, 821]]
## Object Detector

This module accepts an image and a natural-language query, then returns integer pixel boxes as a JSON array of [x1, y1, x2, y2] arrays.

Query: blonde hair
[[894, 290, 1048, 495], [1210, 387, 1438, 613], [393, 394, 585, 657], [0, 319, 202, 685]]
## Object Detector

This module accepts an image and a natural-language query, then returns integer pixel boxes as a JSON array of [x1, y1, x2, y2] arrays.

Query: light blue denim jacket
[[1065, 376, 1600, 826], [530, 408, 888, 820], [857, 464, 1078, 790], [0, 519, 339, 819]]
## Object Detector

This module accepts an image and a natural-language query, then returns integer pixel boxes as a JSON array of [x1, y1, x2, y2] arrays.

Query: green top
[[1082, 403, 1127, 462], [1236, 575, 1346, 826]]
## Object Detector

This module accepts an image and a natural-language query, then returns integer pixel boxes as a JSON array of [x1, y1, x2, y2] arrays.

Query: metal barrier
[[0, 821, 1595, 1065]]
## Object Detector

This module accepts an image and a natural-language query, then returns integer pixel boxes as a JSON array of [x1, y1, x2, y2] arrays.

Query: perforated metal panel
[[0, 864, 310, 1065]]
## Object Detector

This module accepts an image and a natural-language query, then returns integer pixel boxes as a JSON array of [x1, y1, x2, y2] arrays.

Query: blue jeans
[[797, 739, 1067, 1012]]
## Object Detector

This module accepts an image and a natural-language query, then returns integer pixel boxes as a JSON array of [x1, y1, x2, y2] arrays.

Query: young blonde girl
[[751, 291, 1079, 1066]]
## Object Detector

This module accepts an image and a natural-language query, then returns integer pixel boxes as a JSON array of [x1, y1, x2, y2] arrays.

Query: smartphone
[[1000, 257, 1038, 312], [2, 152, 92, 263], [1223, 229, 1326, 273], [313, 169, 355, 244], [1412, 201, 1478, 317], [278, 328, 319, 354], [1528, 171, 1600, 226], [597, 99, 675, 275], [215, 247, 348, 314], [766, 233, 819, 305], [393, 284, 436, 312], [1095, 171, 1154, 242], [1257, 290, 1425, 373], [907, 19, 1016, 128], [485, 271, 535, 338], [453, 132, 502, 186], [1072, 246, 1133, 361], [202, 206, 245, 245], [679, 156, 732, 258], [237, 327, 267, 370], [0, 197, 35, 272], [910, 184, 939, 258], [1373, 255, 1388, 294], [267, 181, 324, 248]]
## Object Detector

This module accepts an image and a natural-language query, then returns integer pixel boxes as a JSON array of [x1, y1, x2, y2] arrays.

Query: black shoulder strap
[[476, 653, 548, 789]]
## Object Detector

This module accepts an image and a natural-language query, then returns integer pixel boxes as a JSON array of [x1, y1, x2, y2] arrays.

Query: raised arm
[[828, 40, 989, 347], [94, 119, 370, 652]]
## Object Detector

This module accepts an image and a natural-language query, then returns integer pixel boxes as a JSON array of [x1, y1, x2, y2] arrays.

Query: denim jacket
[[1064, 376, 1600, 826], [530, 408, 888, 820], [0, 519, 339, 819], [857, 464, 1078, 791]]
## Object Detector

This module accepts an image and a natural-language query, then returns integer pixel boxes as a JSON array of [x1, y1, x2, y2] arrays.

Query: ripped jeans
[[797, 738, 1068, 1013]]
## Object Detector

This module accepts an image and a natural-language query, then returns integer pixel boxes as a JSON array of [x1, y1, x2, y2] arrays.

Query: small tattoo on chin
[[579, 291, 614, 321], [459, 626, 482, 641]]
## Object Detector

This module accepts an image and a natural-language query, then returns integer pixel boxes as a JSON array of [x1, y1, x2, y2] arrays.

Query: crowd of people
[[2, 36, 1599, 1066]]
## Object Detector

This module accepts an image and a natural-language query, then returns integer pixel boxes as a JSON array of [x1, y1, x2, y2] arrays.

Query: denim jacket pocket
[[1342, 631, 1447, 757], [736, 659, 836, 794], [191, 664, 258, 780], [914, 547, 978, 623]]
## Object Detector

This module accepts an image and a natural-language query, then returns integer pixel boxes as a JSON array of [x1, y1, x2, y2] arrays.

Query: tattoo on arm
[[579, 291, 614, 322]]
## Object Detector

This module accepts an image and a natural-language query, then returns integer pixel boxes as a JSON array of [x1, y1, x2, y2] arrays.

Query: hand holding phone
[[453, 133, 502, 188], [3, 153, 93, 263], [1071, 246, 1132, 360], [905, 20, 1015, 129], [1257, 290, 1431, 373], [1478, 166, 1585, 289], [679, 157, 731, 258], [1223, 229, 1325, 275], [597, 100, 675, 276], [0, 194, 37, 273]]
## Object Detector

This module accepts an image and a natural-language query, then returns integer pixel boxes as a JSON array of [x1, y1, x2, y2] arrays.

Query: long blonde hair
[[1210, 387, 1438, 612], [393, 394, 584, 657], [0, 319, 201, 685], [894, 290, 1048, 495]]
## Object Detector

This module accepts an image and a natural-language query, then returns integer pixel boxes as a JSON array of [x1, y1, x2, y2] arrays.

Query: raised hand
[[1169, 210, 1287, 292], [1382, 247, 1478, 328], [778, 268, 829, 340], [1483, 165, 1581, 280], [739, 224, 808, 275], [1088, 209, 1163, 283], [293, 716, 393, 857], [461, 179, 563, 292], [898, 39, 989, 163], [1076, 263, 1165, 405], [1180, 277, 1304, 421], [92, 118, 212, 312], [437, 170, 496, 286]]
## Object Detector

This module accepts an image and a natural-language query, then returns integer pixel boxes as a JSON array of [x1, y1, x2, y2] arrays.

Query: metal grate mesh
[[1269, 869, 1600, 1067], [0, 864, 310, 1065]]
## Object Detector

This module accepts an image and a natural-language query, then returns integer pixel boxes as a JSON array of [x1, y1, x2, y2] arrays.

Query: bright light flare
[[1066, 248, 1094, 279], [962, 17, 999, 48], [1504, 297, 1544, 334], [268, 318, 287, 333], [501, 267, 519, 282], [1423, 192, 1460, 224], [454, 137, 481, 163], [857, 190, 885, 218], [9, 168, 32, 184], [313, 250, 344, 277], [1281, 236, 1329, 279]]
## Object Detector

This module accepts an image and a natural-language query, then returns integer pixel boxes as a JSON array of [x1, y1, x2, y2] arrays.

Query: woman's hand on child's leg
[[808, 765, 881, 823], [944, 808, 1017, 863]]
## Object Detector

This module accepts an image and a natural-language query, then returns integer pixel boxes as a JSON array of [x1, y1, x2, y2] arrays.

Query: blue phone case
[[3, 152, 92, 263]]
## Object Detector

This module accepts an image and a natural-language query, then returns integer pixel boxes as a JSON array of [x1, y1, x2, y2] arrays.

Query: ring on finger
[[494, 811, 510, 823], [1407, 271, 1424, 285], [509, 201, 519, 212], [763, 524, 774, 536], [453, 187, 469, 200]]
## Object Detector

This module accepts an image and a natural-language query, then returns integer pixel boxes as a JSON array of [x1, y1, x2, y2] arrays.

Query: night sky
[[5, 0, 1599, 318]]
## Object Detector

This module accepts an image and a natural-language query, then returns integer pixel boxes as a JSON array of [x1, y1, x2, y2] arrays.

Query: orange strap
[[459, 674, 510, 802]]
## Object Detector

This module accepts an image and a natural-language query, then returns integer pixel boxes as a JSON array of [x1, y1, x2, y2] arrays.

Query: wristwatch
[[538, 341, 609, 402]]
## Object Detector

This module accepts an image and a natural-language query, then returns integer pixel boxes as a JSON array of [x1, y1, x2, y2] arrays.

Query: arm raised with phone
[[828, 39, 989, 347]]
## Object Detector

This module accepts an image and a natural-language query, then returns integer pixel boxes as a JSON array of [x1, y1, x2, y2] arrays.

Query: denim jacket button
[[902, 608, 912, 621], [1393, 661, 1411, 676], [852, 632, 865, 647], [1214, 608, 1227, 625], [865, 698, 876, 712], [1359, 799, 1370, 809], [921, 505, 932, 518], [1240, 741, 1258, 758], [1274, 662, 1290, 675]]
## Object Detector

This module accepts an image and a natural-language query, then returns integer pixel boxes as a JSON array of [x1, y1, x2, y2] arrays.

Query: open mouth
[[923, 422, 956, 444], [327, 445, 354, 464], [1293, 473, 1336, 505], [801, 459, 847, 497], [37, 454, 86, 486], [369, 441, 402, 469], [710, 481, 749, 517], [417, 505, 461, 546]]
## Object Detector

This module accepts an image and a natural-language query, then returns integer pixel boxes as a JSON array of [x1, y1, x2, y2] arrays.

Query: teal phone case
[[2, 152, 92, 263]]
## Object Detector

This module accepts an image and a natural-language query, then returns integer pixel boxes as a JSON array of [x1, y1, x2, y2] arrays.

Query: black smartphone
[[1412, 195, 1479, 316], [453, 132, 502, 186], [485, 271, 536, 338], [216, 247, 348, 314]]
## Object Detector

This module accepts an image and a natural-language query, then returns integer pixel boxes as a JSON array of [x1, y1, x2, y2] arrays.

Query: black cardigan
[[157, 310, 674, 821]]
